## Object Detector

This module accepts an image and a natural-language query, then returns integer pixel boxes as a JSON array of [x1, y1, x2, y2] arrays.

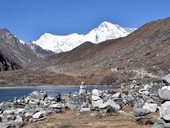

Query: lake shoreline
[[0, 84, 120, 89], [0, 84, 119, 88], [0, 85, 120, 102]]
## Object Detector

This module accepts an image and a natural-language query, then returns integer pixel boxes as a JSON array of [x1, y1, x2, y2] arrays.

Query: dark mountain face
[[0, 51, 21, 71], [0, 29, 38, 71], [28, 43, 54, 58]]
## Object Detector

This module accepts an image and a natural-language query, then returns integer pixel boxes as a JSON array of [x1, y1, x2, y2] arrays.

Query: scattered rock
[[92, 89, 102, 97], [0, 116, 2, 122], [32, 111, 44, 119], [133, 108, 151, 117], [160, 101, 170, 121], [163, 73, 170, 84], [105, 99, 121, 111], [80, 108, 90, 113], [158, 86, 170, 101], [15, 115, 23, 123], [152, 123, 164, 128], [153, 85, 170, 127], [143, 102, 158, 113], [49, 103, 63, 109], [30, 91, 47, 100], [7, 115, 16, 121]]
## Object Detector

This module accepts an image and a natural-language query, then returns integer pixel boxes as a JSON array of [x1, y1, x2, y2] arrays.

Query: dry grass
[[23, 106, 157, 128]]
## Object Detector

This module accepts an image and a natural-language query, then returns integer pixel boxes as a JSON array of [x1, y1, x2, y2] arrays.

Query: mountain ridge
[[0, 17, 169, 86], [0, 28, 39, 71], [28, 43, 54, 58], [33, 21, 136, 53], [23, 17, 170, 85]]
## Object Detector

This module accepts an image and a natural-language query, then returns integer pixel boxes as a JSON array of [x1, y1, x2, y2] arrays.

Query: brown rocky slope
[[0, 17, 170, 86]]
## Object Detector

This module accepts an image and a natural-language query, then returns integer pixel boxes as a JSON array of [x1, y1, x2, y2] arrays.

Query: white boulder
[[112, 92, 121, 99], [80, 108, 91, 113], [105, 99, 121, 111], [15, 115, 23, 123], [92, 99, 103, 108], [142, 102, 157, 113], [3, 109, 15, 115], [49, 103, 63, 109], [92, 95, 101, 101], [32, 111, 44, 119], [163, 73, 170, 84], [160, 101, 170, 121], [158, 86, 170, 101], [92, 89, 102, 96]]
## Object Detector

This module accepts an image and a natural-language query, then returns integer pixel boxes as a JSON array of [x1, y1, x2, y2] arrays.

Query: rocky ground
[[23, 107, 157, 128], [1, 75, 170, 128]]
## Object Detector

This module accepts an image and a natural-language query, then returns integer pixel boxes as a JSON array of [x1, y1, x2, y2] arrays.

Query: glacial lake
[[0, 85, 119, 102]]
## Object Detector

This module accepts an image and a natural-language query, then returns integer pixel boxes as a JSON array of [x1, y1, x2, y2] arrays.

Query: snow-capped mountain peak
[[33, 21, 136, 53]]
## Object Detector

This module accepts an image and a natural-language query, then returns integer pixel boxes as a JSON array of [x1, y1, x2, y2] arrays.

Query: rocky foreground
[[0, 74, 170, 128]]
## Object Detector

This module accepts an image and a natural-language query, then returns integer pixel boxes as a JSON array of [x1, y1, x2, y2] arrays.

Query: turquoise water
[[0, 85, 118, 102]]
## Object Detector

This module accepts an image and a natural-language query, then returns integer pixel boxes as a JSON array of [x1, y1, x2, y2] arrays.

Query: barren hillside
[[0, 17, 169, 86]]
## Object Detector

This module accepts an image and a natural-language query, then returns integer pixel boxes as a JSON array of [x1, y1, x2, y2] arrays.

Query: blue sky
[[0, 0, 170, 42]]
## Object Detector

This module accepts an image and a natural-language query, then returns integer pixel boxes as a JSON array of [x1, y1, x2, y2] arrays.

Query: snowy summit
[[33, 21, 136, 53]]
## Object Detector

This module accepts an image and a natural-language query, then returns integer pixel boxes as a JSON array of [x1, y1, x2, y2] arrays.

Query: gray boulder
[[92, 95, 101, 101], [0, 123, 17, 128], [153, 118, 170, 128], [152, 123, 164, 128], [142, 102, 158, 113], [55, 92, 62, 102], [0, 115, 2, 122], [133, 108, 154, 125], [24, 112, 32, 120], [80, 108, 90, 113], [15, 115, 23, 123], [112, 92, 121, 99], [32, 111, 44, 119], [7, 115, 16, 121], [163, 73, 170, 84], [158, 86, 170, 101], [0, 102, 4, 109], [3, 109, 15, 115], [30, 91, 47, 100], [134, 98, 145, 109], [49, 103, 63, 109], [92, 99, 103, 108], [133, 108, 151, 117], [160, 101, 170, 122], [92, 89, 102, 97], [15, 108, 25, 115], [105, 99, 121, 111]]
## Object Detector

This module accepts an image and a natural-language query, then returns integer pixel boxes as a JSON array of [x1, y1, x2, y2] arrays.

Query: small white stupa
[[79, 81, 86, 95]]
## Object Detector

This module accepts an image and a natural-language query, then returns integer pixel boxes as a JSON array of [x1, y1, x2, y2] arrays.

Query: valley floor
[[23, 106, 158, 128]]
